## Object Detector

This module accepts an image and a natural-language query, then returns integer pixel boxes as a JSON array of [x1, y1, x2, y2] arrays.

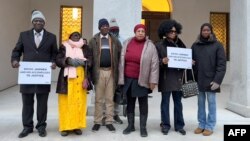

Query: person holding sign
[[192, 23, 226, 136], [55, 32, 92, 136], [156, 19, 186, 136], [11, 10, 58, 138]]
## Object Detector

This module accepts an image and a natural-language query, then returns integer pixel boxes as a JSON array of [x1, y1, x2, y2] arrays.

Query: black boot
[[123, 113, 135, 134], [140, 114, 148, 137]]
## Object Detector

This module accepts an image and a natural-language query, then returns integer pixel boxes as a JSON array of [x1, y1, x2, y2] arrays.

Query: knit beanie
[[109, 18, 119, 30], [134, 24, 146, 33], [98, 18, 109, 29], [31, 10, 46, 23]]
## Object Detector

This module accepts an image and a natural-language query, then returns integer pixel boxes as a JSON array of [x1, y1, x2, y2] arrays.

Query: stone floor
[[0, 83, 250, 141]]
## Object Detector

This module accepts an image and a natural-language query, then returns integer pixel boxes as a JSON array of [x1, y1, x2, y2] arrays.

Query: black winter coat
[[156, 38, 186, 92], [11, 29, 58, 93], [191, 35, 226, 92], [55, 44, 92, 94]]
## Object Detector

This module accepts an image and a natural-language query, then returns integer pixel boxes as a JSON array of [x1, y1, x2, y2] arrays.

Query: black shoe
[[176, 129, 186, 135], [92, 124, 101, 132], [73, 129, 82, 135], [38, 129, 47, 137], [114, 115, 123, 124], [140, 128, 148, 137], [61, 131, 69, 136], [18, 129, 33, 138], [123, 126, 135, 134], [102, 117, 106, 126], [161, 127, 169, 135], [106, 124, 116, 132]]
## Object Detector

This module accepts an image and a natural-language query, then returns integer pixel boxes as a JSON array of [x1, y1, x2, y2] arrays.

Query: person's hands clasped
[[162, 57, 169, 64], [210, 81, 220, 90], [66, 57, 86, 67], [12, 60, 20, 68]]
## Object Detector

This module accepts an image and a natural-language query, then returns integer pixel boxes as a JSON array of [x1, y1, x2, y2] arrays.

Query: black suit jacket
[[11, 29, 58, 93]]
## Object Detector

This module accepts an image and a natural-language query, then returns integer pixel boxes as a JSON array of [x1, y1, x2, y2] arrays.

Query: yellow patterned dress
[[58, 66, 87, 131]]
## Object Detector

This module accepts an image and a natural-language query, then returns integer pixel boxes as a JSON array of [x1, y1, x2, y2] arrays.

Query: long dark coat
[[11, 29, 58, 93], [56, 44, 92, 94], [156, 38, 186, 92], [191, 35, 226, 92]]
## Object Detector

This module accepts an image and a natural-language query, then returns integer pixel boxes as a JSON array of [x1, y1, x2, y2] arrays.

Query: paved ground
[[0, 83, 249, 141]]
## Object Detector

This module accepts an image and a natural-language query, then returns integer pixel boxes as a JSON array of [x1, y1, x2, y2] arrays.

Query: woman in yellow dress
[[56, 32, 92, 136]]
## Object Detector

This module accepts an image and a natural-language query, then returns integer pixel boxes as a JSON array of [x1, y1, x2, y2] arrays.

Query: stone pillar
[[227, 0, 250, 117], [87, 0, 142, 116], [93, 0, 141, 39]]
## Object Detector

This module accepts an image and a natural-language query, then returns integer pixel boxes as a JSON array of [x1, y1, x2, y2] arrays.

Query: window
[[210, 12, 230, 61], [60, 6, 82, 43]]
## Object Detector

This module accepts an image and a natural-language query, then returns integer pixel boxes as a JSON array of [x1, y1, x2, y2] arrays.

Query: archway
[[142, 0, 172, 42]]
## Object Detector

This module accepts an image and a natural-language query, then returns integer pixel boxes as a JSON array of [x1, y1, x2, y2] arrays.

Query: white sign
[[167, 47, 192, 69], [18, 62, 52, 84]]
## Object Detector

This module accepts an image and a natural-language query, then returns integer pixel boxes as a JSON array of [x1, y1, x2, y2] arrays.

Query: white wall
[[93, 0, 141, 40], [227, 0, 250, 117], [171, 0, 230, 84], [0, 0, 30, 90]]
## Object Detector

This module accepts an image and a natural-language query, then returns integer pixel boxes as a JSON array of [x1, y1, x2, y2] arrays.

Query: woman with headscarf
[[156, 19, 187, 136], [56, 32, 92, 136], [192, 23, 226, 136], [118, 24, 159, 137]]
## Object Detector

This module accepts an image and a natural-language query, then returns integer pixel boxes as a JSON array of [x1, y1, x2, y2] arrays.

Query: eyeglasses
[[169, 30, 177, 34]]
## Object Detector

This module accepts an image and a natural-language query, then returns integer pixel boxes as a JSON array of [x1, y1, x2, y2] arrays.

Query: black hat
[[98, 18, 109, 29]]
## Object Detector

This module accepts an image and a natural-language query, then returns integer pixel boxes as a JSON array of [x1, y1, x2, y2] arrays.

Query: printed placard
[[18, 62, 52, 84]]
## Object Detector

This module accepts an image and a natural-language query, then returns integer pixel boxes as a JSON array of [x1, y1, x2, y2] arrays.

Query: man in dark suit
[[11, 10, 58, 138]]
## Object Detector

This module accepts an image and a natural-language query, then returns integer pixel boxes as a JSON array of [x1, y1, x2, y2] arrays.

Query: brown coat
[[88, 33, 122, 91]]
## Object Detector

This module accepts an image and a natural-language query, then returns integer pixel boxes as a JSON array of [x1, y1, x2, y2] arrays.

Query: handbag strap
[[84, 61, 88, 78], [182, 69, 196, 83]]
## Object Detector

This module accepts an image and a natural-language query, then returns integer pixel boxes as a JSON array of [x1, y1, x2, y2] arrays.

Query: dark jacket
[[88, 33, 122, 91], [11, 29, 58, 93], [191, 34, 226, 92], [56, 44, 92, 94], [156, 38, 186, 92]]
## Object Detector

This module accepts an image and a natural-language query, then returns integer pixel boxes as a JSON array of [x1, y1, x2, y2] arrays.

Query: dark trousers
[[22, 93, 49, 131], [126, 87, 148, 115], [161, 91, 185, 130]]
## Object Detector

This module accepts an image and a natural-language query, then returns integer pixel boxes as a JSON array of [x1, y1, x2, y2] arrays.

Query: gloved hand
[[12, 60, 20, 68], [74, 59, 86, 66], [66, 57, 86, 67], [210, 81, 220, 90]]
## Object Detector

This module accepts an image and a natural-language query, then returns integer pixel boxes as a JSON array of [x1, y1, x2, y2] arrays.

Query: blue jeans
[[161, 91, 185, 130], [197, 91, 216, 131]]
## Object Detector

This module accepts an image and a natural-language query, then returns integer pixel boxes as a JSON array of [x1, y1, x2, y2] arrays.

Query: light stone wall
[[0, 0, 30, 90], [227, 0, 250, 117], [93, 0, 142, 40]]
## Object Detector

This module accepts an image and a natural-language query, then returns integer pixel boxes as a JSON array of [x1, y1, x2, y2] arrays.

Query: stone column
[[93, 0, 141, 39], [227, 0, 250, 117]]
